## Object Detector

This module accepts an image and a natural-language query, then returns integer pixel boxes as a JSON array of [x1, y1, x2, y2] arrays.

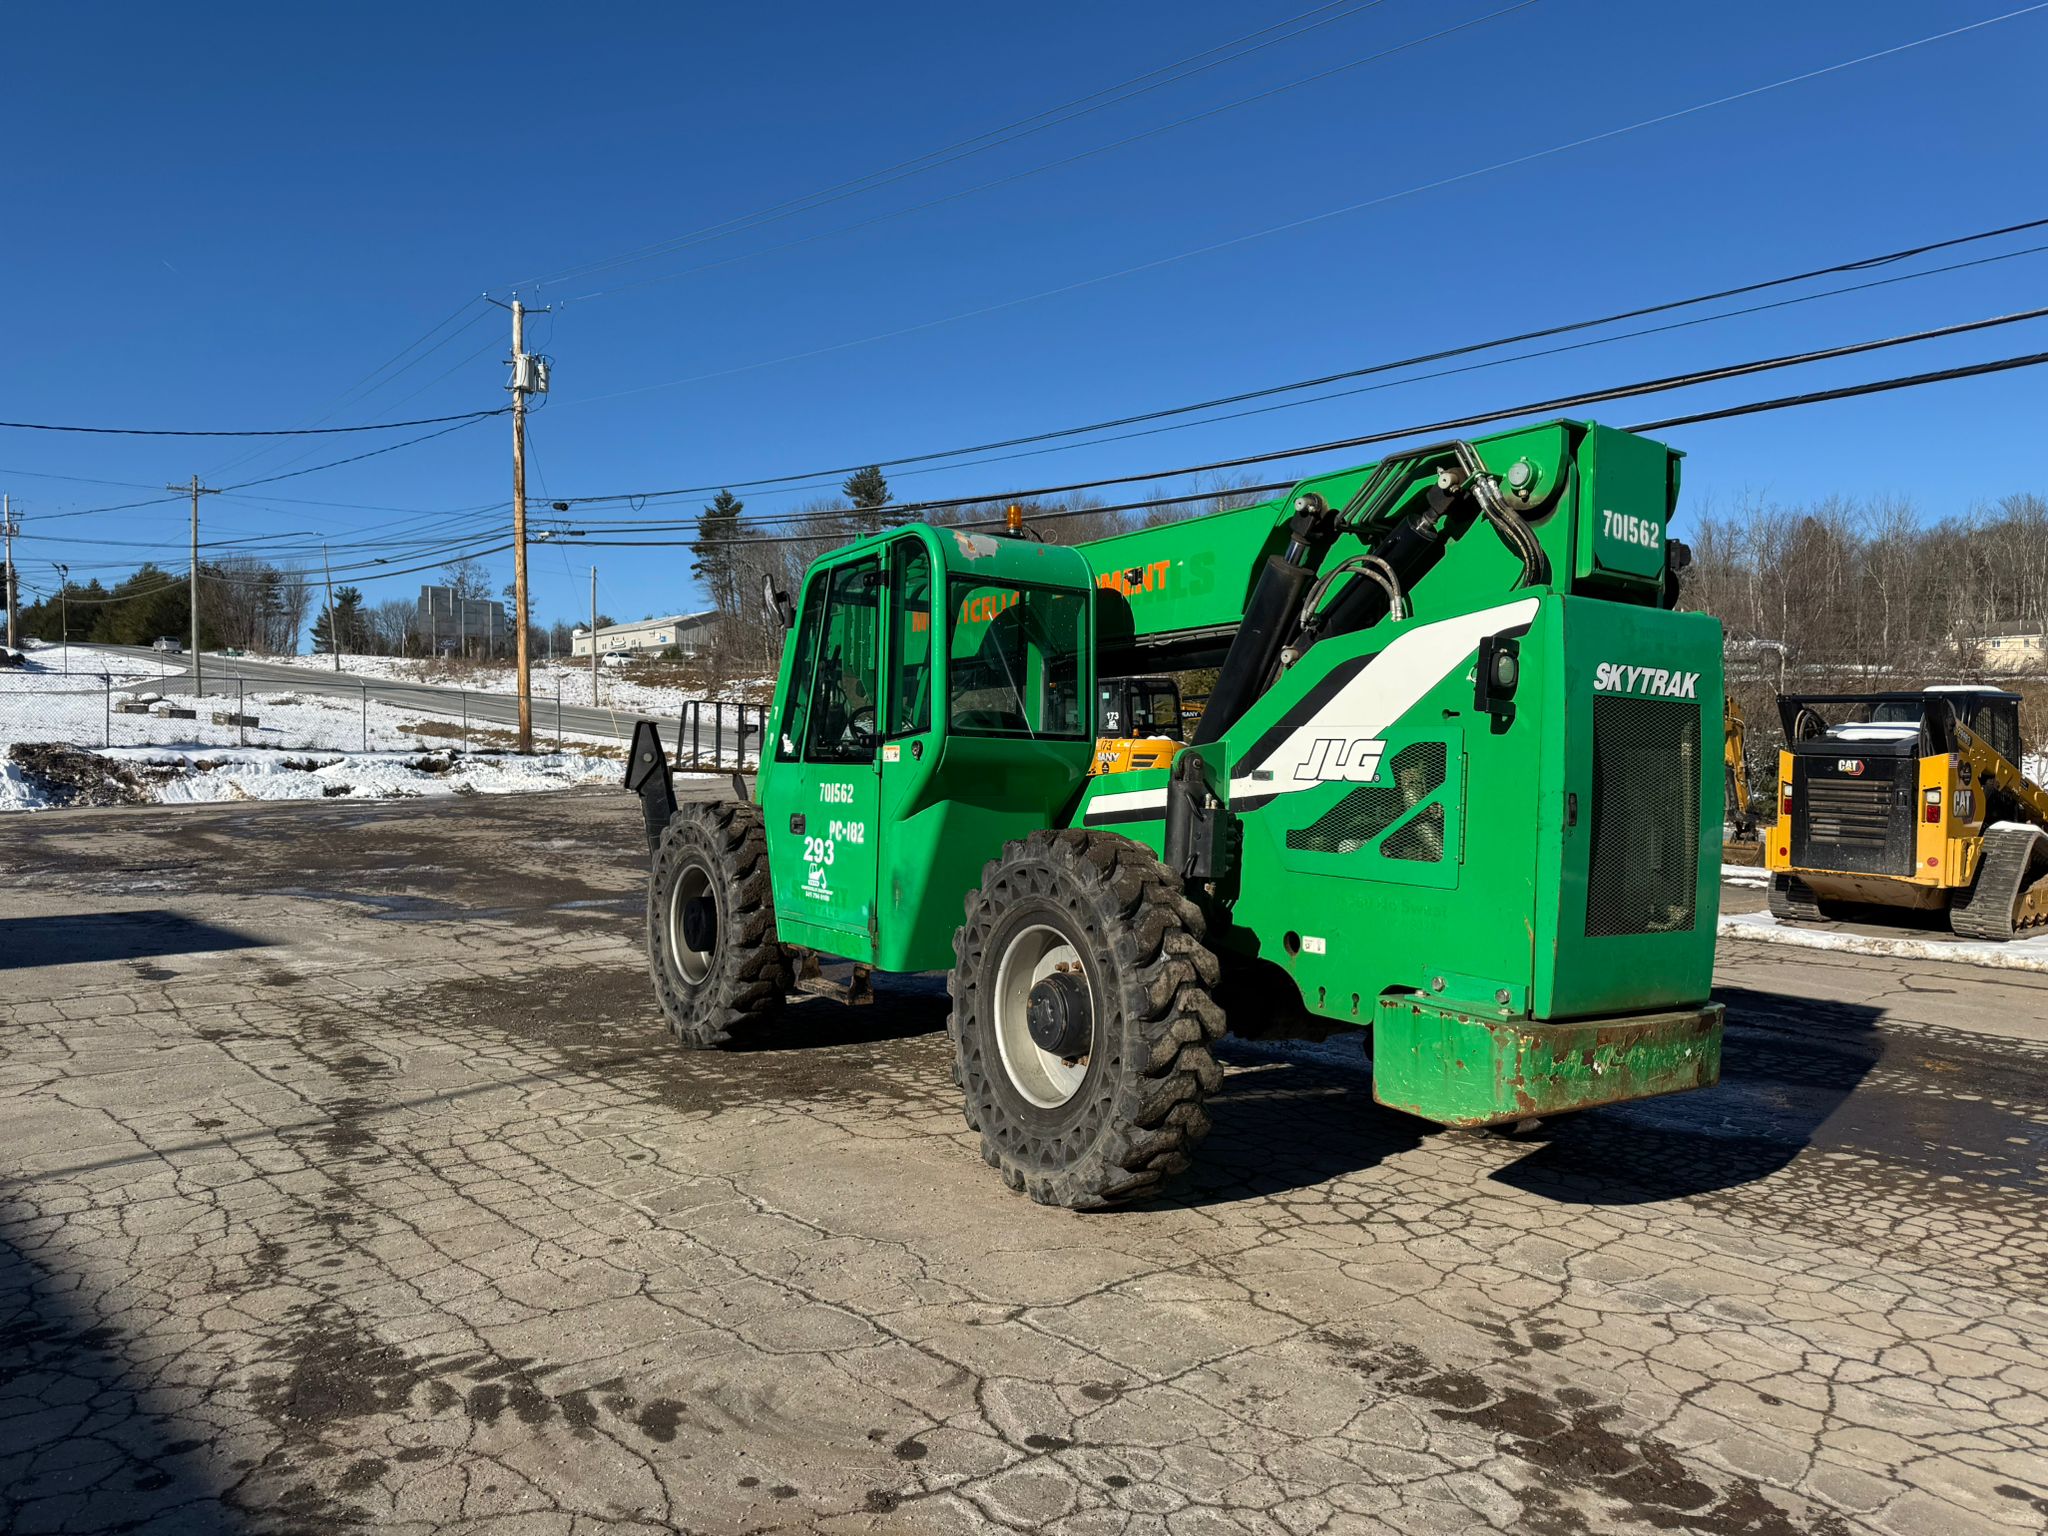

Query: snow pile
[[2, 742, 618, 812], [144, 746, 618, 806], [0, 759, 42, 811], [1720, 864, 1771, 888], [1719, 909, 2048, 973]]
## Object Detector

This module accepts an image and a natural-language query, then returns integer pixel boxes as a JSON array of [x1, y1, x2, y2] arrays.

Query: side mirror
[[762, 573, 795, 631]]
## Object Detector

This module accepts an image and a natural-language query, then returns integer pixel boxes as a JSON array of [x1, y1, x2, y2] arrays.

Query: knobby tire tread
[[647, 801, 793, 1047], [948, 828, 1225, 1209]]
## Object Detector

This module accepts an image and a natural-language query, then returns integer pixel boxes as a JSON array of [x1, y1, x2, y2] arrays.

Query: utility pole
[[53, 562, 68, 674], [168, 476, 219, 696], [590, 565, 599, 703], [1, 494, 17, 651], [499, 296, 551, 753], [322, 544, 339, 671]]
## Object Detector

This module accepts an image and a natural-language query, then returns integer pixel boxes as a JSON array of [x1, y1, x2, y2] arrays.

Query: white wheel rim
[[993, 923, 1091, 1109], [667, 861, 715, 985]]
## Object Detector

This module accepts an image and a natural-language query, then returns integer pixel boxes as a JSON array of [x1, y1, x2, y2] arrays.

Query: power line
[[553, 304, 2048, 531], [221, 414, 500, 491], [33, 419, 504, 524], [31, 530, 523, 608], [0, 405, 507, 438], [1624, 349, 2048, 433], [552, 217, 2048, 511], [562, 312, 2048, 544], [559, 2, 2048, 406], [200, 302, 499, 483], [31, 350, 2048, 591], [561, 346, 2048, 548]]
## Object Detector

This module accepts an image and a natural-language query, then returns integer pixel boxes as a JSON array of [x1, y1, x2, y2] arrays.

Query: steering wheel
[[844, 705, 878, 750]]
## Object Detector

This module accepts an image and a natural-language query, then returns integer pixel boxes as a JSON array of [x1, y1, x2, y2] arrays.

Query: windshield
[[948, 580, 1087, 738]]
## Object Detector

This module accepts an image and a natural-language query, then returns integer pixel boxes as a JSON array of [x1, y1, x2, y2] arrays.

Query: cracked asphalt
[[3, 788, 2045, 1536]]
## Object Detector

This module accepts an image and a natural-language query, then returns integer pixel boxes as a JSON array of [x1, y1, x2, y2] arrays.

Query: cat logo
[[1292, 737, 1388, 783], [1837, 759, 1866, 776]]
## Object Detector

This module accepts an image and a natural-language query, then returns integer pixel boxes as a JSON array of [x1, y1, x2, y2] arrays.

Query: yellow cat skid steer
[[1766, 686, 2048, 939]]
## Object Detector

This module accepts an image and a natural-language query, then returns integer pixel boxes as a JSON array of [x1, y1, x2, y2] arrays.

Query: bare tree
[[369, 599, 414, 655], [441, 557, 494, 603]]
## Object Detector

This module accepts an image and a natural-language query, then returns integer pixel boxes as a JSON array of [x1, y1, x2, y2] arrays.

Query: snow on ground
[[1719, 909, 2048, 972], [0, 657, 620, 812], [1721, 864, 1771, 888], [250, 651, 766, 716]]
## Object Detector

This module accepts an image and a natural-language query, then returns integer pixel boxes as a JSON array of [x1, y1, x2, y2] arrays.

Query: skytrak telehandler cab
[[626, 419, 1725, 1207]]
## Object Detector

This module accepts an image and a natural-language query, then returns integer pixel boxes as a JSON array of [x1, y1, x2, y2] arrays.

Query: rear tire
[[647, 802, 792, 1047], [948, 829, 1225, 1209]]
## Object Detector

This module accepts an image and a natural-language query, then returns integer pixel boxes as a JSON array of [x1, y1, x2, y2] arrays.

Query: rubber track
[[646, 801, 793, 1046], [1949, 823, 2048, 942], [1767, 874, 1825, 924], [948, 828, 1225, 1209]]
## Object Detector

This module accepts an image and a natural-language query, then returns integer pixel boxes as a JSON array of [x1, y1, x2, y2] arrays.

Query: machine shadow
[[0, 1217, 248, 1534], [1166, 1040, 1431, 1207], [1488, 983, 1886, 1205], [0, 910, 268, 971], [725, 976, 952, 1052], [1153, 983, 1886, 1210]]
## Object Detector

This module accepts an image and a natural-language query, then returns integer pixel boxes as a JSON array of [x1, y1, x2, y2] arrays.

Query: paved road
[[3, 790, 2044, 1534], [75, 644, 757, 762]]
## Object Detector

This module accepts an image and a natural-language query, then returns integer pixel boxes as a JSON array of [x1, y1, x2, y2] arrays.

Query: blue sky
[[5, 0, 2047, 635]]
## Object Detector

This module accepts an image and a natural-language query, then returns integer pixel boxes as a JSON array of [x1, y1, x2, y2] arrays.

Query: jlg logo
[[1292, 737, 1388, 783]]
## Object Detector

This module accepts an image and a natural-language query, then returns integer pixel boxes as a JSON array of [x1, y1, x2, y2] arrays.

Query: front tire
[[647, 802, 792, 1047], [949, 829, 1225, 1209]]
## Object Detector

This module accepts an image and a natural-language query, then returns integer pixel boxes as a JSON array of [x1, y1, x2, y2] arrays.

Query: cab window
[[774, 571, 828, 763], [1134, 681, 1180, 738], [803, 559, 882, 765], [886, 541, 933, 736], [1970, 698, 2020, 763], [949, 580, 1086, 738]]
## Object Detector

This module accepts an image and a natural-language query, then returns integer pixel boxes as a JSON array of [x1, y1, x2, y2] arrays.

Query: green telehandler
[[626, 419, 1725, 1207]]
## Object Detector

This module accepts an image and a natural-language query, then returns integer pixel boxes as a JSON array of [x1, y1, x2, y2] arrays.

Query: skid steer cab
[[629, 420, 1728, 1208], [1765, 686, 2048, 938]]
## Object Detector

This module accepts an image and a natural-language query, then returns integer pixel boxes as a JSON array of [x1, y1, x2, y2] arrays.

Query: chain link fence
[[0, 669, 599, 755]]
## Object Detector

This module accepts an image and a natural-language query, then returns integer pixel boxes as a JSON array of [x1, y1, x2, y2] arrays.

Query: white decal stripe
[[1084, 787, 1170, 818], [1226, 597, 1539, 799]]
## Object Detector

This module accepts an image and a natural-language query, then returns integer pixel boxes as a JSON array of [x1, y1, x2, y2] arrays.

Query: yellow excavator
[[1724, 695, 1759, 855], [1765, 686, 2048, 939], [1091, 674, 1185, 775]]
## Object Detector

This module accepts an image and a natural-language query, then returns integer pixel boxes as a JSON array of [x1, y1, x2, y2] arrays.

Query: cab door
[[761, 554, 883, 960]]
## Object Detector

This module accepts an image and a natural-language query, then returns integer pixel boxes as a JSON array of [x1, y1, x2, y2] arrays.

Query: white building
[[570, 611, 718, 658]]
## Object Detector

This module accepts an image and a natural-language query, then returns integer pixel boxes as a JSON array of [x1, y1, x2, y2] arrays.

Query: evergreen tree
[[311, 585, 369, 656], [693, 488, 745, 617], [842, 465, 893, 535]]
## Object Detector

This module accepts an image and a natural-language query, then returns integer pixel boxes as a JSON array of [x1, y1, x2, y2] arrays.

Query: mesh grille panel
[[1287, 741, 1446, 854], [1586, 696, 1700, 937], [1381, 802, 1445, 862]]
